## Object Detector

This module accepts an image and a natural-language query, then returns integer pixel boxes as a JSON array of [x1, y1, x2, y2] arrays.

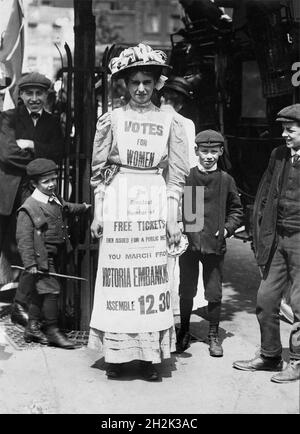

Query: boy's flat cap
[[26, 158, 58, 177], [276, 104, 300, 123], [18, 72, 51, 90], [195, 129, 224, 146]]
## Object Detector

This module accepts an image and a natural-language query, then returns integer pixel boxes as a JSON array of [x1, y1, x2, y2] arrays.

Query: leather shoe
[[140, 361, 159, 381], [106, 363, 122, 379], [24, 320, 48, 345], [176, 328, 191, 353], [271, 360, 300, 383], [11, 302, 29, 327], [46, 327, 80, 349], [233, 355, 283, 372]]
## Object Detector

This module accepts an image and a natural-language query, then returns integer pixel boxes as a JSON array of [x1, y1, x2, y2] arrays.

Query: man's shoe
[[11, 302, 29, 327], [233, 355, 283, 372], [176, 328, 191, 353], [140, 361, 159, 381], [271, 360, 300, 383], [46, 327, 80, 349], [24, 320, 48, 345], [106, 363, 122, 379]]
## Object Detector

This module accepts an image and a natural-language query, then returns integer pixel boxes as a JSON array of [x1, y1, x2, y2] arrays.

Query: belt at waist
[[118, 164, 162, 175]]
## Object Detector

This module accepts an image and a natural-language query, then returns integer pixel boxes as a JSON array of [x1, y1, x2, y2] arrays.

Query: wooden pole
[[74, 0, 96, 330]]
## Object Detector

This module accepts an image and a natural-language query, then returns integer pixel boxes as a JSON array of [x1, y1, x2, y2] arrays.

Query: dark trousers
[[0, 215, 10, 255], [178, 250, 224, 332], [1, 182, 31, 300], [179, 250, 224, 303], [257, 231, 300, 360], [15, 272, 36, 306], [29, 291, 58, 327], [16, 253, 60, 307], [0, 181, 30, 255]]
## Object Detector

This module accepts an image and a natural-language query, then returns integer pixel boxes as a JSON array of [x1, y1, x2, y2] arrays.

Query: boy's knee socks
[[207, 301, 221, 325], [179, 298, 193, 332]]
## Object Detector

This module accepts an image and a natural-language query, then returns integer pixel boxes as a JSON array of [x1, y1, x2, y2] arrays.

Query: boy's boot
[[208, 323, 223, 357], [24, 320, 48, 345], [11, 302, 29, 328], [46, 326, 80, 349], [207, 301, 223, 356]]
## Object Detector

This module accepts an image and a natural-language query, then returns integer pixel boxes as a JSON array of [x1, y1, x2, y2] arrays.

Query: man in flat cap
[[177, 129, 243, 356], [160, 76, 198, 168], [233, 104, 300, 383], [0, 72, 64, 327]]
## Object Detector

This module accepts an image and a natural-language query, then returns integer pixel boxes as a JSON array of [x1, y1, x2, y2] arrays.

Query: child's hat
[[26, 158, 58, 177], [276, 104, 300, 123], [195, 129, 224, 146]]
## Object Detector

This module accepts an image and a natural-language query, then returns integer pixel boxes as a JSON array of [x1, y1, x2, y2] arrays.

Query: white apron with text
[[90, 108, 174, 333]]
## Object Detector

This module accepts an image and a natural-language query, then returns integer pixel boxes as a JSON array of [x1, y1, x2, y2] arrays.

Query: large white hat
[[109, 43, 171, 79]]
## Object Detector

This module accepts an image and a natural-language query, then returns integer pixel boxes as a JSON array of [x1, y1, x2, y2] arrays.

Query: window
[[145, 14, 160, 34], [53, 57, 62, 72], [27, 56, 38, 71]]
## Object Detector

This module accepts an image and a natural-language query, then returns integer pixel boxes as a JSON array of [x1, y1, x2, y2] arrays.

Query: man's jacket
[[253, 145, 289, 267], [0, 105, 64, 215]]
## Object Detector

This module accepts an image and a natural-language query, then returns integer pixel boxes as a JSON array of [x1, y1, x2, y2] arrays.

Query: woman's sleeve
[[90, 112, 113, 196], [166, 117, 190, 201]]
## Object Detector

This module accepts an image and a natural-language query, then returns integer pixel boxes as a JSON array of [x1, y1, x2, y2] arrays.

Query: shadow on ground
[[91, 356, 177, 382], [217, 239, 260, 322]]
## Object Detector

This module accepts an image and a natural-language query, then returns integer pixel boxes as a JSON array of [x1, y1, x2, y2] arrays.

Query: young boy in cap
[[233, 103, 300, 383], [177, 129, 243, 356], [16, 158, 90, 349]]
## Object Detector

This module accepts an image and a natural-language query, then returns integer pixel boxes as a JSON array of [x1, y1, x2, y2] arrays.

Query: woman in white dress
[[89, 44, 189, 381]]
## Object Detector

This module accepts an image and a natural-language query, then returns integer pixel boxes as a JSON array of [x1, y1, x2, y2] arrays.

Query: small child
[[177, 130, 243, 356], [16, 158, 91, 349]]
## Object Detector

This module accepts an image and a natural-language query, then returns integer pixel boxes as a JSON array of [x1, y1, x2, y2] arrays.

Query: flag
[[0, 0, 24, 109], [0, 0, 24, 290]]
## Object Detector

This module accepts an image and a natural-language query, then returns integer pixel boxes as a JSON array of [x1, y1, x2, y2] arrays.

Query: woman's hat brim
[[111, 61, 172, 79]]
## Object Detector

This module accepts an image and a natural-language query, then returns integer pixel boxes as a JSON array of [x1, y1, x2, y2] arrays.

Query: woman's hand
[[91, 217, 103, 239], [91, 194, 104, 239], [167, 220, 181, 247]]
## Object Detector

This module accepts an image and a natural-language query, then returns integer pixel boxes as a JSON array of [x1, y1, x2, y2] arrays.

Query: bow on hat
[[109, 43, 169, 90]]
